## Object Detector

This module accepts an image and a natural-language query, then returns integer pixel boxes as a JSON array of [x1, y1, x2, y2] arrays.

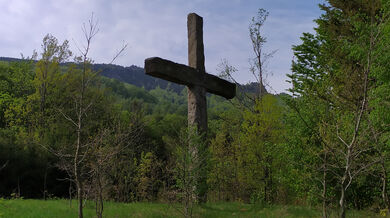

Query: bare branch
[[0, 161, 9, 171], [109, 41, 128, 64], [57, 108, 78, 127]]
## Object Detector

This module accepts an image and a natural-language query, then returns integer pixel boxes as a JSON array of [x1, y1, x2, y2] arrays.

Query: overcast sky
[[0, 0, 325, 93]]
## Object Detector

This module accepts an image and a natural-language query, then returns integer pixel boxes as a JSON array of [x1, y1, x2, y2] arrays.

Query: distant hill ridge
[[0, 56, 262, 94]]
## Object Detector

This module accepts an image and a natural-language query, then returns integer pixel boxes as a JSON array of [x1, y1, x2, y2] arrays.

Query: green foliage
[[239, 95, 284, 204], [149, 87, 187, 115], [101, 77, 157, 104], [249, 8, 269, 52], [208, 128, 240, 202], [135, 152, 162, 201], [286, 1, 390, 217]]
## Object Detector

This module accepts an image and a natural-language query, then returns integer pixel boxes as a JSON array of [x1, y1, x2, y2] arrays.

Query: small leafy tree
[[173, 128, 207, 218], [239, 94, 283, 204], [207, 109, 242, 202], [135, 151, 162, 201]]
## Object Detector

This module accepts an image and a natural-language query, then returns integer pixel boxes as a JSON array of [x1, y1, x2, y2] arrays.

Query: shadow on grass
[[285, 205, 319, 217], [199, 202, 268, 214], [199, 203, 322, 218]]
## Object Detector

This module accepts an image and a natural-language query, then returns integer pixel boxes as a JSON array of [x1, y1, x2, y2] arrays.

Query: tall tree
[[53, 16, 102, 218], [289, 0, 390, 217], [217, 8, 275, 111], [249, 9, 275, 99], [29, 35, 72, 199]]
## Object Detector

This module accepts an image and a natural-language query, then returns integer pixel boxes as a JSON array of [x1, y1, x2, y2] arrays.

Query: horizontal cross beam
[[145, 57, 236, 99]]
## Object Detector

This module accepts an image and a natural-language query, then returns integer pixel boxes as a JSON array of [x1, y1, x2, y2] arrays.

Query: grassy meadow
[[0, 199, 383, 218]]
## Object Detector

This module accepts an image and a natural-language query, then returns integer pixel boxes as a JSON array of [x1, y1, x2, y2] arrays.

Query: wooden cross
[[144, 13, 236, 134]]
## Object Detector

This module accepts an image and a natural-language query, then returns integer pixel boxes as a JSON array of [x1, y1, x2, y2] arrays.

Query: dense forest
[[1, 1, 390, 218]]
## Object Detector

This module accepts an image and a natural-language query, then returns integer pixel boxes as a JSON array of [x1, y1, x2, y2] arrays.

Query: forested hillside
[[0, 56, 185, 93], [0, 57, 261, 95], [1, 1, 390, 218]]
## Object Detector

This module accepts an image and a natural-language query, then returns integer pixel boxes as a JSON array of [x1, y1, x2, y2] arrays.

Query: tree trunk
[[77, 183, 83, 218], [340, 162, 349, 218], [17, 177, 20, 198], [339, 185, 346, 218], [269, 162, 273, 203], [381, 160, 389, 210], [95, 169, 104, 218], [75, 122, 83, 218], [43, 167, 47, 200], [322, 153, 327, 218], [264, 156, 272, 204], [69, 180, 72, 208], [339, 143, 353, 218], [264, 165, 268, 203]]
